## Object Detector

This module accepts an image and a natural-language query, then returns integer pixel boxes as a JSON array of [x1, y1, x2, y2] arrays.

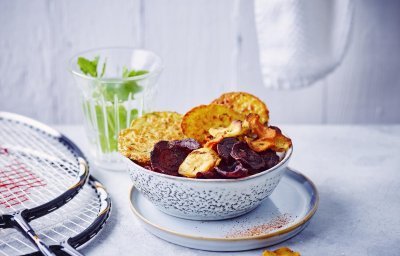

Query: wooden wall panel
[[325, 0, 400, 123], [0, 0, 399, 124], [141, 0, 238, 113], [0, 0, 141, 123]]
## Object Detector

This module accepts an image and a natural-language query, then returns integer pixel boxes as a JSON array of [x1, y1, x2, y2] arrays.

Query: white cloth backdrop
[[254, 0, 353, 89], [0, 0, 399, 124]]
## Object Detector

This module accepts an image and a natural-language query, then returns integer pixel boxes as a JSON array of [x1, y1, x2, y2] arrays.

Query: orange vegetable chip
[[181, 104, 244, 144], [244, 114, 292, 152], [262, 247, 300, 256], [243, 113, 275, 138], [212, 92, 269, 123]]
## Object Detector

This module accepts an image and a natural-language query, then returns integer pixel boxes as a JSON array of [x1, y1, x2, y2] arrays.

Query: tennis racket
[[0, 176, 111, 256], [0, 112, 89, 256]]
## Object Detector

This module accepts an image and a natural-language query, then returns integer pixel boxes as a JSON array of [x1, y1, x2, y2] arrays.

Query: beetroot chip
[[230, 141, 265, 170], [196, 169, 222, 179], [170, 138, 201, 153], [150, 141, 187, 175], [215, 161, 249, 179], [150, 139, 201, 175], [216, 137, 238, 161], [260, 149, 280, 170]]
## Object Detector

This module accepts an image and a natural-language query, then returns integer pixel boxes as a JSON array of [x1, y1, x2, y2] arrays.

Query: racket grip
[[12, 212, 56, 256]]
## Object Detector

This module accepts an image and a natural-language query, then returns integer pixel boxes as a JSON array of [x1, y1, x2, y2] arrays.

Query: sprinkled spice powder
[[225, 213, 292, 238]]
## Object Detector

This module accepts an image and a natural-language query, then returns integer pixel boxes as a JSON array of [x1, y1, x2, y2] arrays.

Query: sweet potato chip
[[181, 104, 244, 144], [244, 114, 292, 152], [178, 148, 221, 178], [262, 247, 300, 256], [212, 92, 269, 123], [118, 112, 185, 164], [243, 113, 275, 138], [247, 127, 292, 152]]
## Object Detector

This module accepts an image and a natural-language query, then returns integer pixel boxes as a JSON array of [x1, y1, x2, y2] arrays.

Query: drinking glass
[[70, 47, 162, 170]]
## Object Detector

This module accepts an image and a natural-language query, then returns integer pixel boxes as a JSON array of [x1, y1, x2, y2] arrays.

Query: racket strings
[[0, 122, 79, 178], [0, 185, 102, 255], [0, 119, 77, 163], [0, 157, 46, 208], [0, 118, 82, 214], [0, 148, 65, 213], [0, 237, 36, 256], [0, 148, 47, 210], [0, 119, 79, 177]]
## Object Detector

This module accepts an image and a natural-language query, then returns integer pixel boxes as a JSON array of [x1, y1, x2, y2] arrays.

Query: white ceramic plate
[[129, 168, 318, 251]]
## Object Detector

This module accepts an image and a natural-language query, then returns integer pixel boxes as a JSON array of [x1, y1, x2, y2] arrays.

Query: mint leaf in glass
[[77, 56, 106, 78], [122, 67, 148, 78], [100, 67, 148, 102], [100, 59, 107, 77], [77, 56, 99, 77]]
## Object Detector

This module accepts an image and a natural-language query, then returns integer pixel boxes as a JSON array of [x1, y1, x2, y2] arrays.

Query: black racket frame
[[0, 112, 90, 255]]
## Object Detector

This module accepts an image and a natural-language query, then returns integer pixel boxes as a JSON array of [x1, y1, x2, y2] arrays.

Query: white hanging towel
[[254, 0, 353, 89]]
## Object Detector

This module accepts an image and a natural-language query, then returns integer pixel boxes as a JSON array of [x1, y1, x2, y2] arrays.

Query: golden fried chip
[[243, 113, 275, 138], [118, 112, 185, 164], [271, 130, 292, 152], [178, 148, 221, 178], [181, 104, 244, 144], [130, 111, 182, 130], [247, 128, 292, 152], [209, 120, 246, 138], [212, 92, 269, 123], [205, 120, 248, 149], [262, 251, 277, 256], [262, 247, 300, 256], [244, 114, 292, 152]]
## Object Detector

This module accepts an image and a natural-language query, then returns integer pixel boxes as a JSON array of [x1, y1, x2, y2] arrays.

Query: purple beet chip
[[196, 169, 222, 179], [150, 139, 201, 176], [215, 161, 249, 179], [230, 141, 265, 170], [170, 138, 201, 153], [259, 149, 280, 170], [150, 141, 187, 175], [216, 137, 238, 161]]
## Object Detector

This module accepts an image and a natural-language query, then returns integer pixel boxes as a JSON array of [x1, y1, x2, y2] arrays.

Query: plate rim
[[129, 167, 319, 242]]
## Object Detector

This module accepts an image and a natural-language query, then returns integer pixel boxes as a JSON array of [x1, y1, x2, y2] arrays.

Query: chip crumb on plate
[[262, 247, 301, 256]]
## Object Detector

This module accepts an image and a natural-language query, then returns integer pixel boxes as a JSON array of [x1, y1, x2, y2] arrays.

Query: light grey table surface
[[56, 125, 400, 256]]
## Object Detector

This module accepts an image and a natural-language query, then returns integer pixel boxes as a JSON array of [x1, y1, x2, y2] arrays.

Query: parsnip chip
[[118, 112, 185, 164], [212, 92, 269, 123], [261, 247, 301, 256], [205, 120, 248, 149], [178, 148, 221, 178], [181, 104, 244, 144], [209, 120, 246, 138]]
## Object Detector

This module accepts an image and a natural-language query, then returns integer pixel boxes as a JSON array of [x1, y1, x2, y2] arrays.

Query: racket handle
[[12, 212, 56, 256]]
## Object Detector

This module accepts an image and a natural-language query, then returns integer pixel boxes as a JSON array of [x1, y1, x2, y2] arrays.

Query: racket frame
[[23, 176, 112, 256], [0, 112, 90, 255]]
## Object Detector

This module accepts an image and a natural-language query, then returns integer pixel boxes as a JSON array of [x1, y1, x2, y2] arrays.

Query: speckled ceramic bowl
[[124, 147, 292, 220]]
